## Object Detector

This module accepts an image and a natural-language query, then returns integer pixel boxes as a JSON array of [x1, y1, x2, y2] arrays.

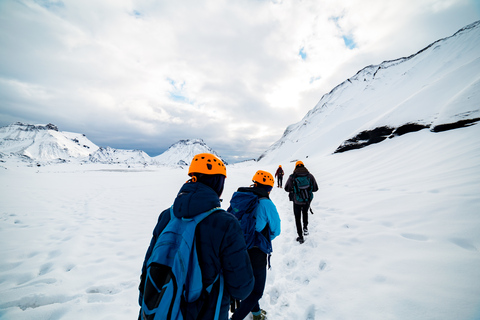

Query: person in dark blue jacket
[[230, 170, 281, 320], [138, 153, 254, 320]]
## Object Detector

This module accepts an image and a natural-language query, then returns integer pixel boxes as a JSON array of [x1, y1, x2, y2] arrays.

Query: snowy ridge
[[88, 147, 152, 165], [152, 139, 227, 166], [259, 20, 480, 163], [0, 122, 98, 161]]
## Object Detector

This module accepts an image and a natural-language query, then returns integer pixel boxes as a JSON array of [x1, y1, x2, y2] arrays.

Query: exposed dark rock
[[431, 118, 480, 132], [335, 118, 479, 154], [391, 123, 430, 137], [14, 122, 59, 132], [45, 123, 59, 131], [335, 126, 394, 153]]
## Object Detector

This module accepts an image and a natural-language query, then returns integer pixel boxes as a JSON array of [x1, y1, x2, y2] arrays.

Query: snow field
[[1, 124, 480, 319], [260, 126, 480, 319], [0, 166, 186, 319]]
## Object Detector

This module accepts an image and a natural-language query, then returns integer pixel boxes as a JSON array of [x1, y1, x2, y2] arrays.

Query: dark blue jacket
[[140, 181, 254, 320]]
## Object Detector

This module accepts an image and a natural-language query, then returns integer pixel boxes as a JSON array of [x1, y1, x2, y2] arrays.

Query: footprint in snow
[[86, 285, 121, 295], [268, 287, 280, 305], [318, 260, 327, 271], [284, 258, 297, 269], [0, 294, 79, 311], [305, 304, 316, 320], [450, 238, 478, 251], [39, 262, 54, 276]]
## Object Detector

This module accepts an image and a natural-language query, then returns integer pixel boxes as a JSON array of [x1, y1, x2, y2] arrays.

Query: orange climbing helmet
[[252, 170, 274, 187], [188, 153, 227, 177], [295, 161, 304, 167]]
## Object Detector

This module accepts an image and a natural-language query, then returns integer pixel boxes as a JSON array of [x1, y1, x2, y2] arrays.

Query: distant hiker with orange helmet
[[228, 170, 281, 320], [274, 165, 284, 188], [138, 153, 254, 320], [284, 161, 318, 244]]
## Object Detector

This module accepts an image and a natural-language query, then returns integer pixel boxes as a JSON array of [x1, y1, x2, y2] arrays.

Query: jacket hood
[[173, 181, 222, 219], [237, 186, 270, 199], [293, 166, 310, 176]]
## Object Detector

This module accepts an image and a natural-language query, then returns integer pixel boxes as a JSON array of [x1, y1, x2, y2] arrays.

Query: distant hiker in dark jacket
[[284, 161, 318, 244], [274, 165, 284, 188], [138, 153, 254, 320], [229, 170, 281, 320]]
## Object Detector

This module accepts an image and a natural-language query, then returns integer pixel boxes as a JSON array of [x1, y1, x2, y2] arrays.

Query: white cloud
[[0, 0, 479, 161]]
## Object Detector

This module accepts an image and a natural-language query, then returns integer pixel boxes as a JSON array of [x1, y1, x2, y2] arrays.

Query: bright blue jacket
[[234, 186, 281, 254], [140, 181, 254, 320], [256, 198, 281, 240]]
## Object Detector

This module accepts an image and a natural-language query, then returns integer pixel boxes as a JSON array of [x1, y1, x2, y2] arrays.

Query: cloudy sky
[[1, 0, 479, 162]]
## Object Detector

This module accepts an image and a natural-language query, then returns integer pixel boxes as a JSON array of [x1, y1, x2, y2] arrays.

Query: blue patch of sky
[[329, 16, 340, 25], [329, 15, 357, 50], [343, 35, 356, 49], [309, 76, 321, 84], [167, 78, 192, 104], [299, 47, 307, 60], [132, 10, 143, 18]]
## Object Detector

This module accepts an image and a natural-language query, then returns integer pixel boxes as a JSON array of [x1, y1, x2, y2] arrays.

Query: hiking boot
[[303, 227, 309, 236], [296, 236, 305, 244], [252, 310, 267, 320]]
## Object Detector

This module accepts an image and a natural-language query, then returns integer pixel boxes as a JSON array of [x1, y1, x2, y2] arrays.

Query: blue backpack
[[293, 175, 313, 203], [141, 207, 224, 320], [227, 192, 272, 254]]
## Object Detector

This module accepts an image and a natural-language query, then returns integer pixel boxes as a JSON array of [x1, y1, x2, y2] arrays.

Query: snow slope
[[88, 147, 152, 165], [0, 122, 479, 320], [0, 123, 98, 161], [259, 21, 480, 163]]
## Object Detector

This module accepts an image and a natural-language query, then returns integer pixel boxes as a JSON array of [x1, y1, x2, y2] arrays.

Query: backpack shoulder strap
[[205, 271, 224, 320]]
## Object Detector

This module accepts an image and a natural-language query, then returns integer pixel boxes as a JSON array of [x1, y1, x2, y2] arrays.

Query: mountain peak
[[9, 122, 59, 132], [259, 20, 480, 163], [154, 139, 227, 166], [171, 139, 206, 147], [0, 122, 97, 161]]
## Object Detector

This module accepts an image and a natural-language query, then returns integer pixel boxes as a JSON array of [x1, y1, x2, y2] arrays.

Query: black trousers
[[231, 248, 267, 320], [277, 176, 283, 187], [293, 203, 309, 238]]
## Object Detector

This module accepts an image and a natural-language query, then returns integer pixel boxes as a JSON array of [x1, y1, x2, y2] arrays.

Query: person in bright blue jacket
[[138, 153, 254, 320], [229, 170, 281, 320]]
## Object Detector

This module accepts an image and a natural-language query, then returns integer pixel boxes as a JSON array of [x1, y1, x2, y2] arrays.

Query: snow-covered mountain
[[0, 122, 99, 162], [152, 139, 227, 166], [0, 123, 226, 167], [259, 20, 480, 163], [88, 147, 152, 165]]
